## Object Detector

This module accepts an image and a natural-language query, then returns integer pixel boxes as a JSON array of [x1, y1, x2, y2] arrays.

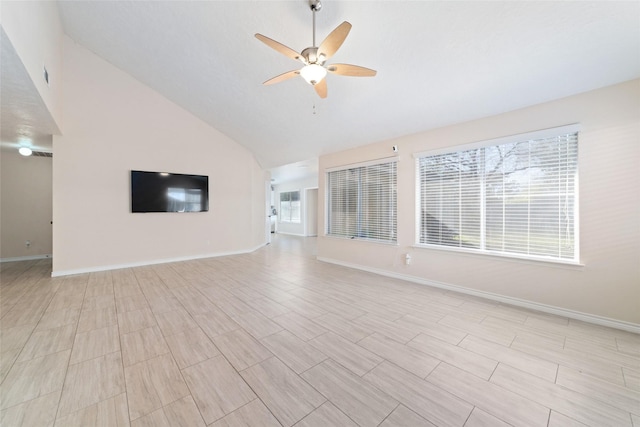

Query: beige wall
[[0, 149, 53, 259], [0, 1, 63, 129], [318, 79, 640, 326], [52, 36, 266, 275]]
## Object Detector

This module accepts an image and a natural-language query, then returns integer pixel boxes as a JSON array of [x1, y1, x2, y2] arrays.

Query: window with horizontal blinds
[[327, 160, 397, 243], [417, 132, 578, 262]]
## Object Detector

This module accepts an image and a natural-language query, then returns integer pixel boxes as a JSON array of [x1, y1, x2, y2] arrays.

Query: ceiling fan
[[255, 0, 376, 99]]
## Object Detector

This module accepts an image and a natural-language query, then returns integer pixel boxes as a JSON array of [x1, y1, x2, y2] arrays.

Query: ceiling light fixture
[[255, 0, 376, 98], [18, 147, 33, 156], [300, 64, 327, 85]]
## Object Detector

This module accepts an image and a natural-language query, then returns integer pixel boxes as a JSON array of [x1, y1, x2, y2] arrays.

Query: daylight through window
[[327, 160, 397, 243], [280, 191, 301, 223], [417, 131, 579, 262]]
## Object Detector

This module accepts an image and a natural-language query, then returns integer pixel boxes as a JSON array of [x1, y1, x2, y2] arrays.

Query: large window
[[417, 128, 579, 262], [280, 191, 301, 223], [327, 160, 397, 243]]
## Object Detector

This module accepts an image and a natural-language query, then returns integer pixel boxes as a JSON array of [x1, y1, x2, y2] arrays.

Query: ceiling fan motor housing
[[301, 47, 325, 65]]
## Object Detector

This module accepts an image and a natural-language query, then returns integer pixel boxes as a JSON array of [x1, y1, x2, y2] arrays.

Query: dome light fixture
[[18, 147, 33, 156], [300, 64, 327, 85]]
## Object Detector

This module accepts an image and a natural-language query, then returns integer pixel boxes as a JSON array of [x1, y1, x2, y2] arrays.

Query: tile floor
[[0, 236, 638, 426]]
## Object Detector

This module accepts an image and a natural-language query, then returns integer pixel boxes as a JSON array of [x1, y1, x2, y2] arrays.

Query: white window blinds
[[327, 160, 397, 243], [418, 132, 578, 262]]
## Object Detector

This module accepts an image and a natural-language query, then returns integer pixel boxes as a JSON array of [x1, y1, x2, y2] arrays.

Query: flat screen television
[[131, 170, 209, 213]]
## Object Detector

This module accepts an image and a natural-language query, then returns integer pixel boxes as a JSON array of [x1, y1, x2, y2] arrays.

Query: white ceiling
[[5, 1, 640, 182], [0, 28, 58, 154]]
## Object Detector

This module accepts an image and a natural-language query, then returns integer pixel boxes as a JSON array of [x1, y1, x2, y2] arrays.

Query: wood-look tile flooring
[[1, 236, 639, 426]]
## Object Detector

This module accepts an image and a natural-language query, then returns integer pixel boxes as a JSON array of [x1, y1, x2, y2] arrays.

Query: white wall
[[305, 188, 318, 237], [0, 149, 53, 260], [52, 37, 266, 275], [0, 1, 63, 130], [318, 79, 640, 327], [274, 176, 318, 236]]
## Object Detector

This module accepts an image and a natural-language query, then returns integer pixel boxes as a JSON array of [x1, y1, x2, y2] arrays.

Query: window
[[280, 191, 301, 223], [327, 160, 397, 243], [417, 128, 578, 262]]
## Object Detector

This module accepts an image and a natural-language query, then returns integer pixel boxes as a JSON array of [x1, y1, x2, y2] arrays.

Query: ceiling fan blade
[[255, 33, 302, 63], [318, 21, 351, 61], [263, 70, 301, 86], [314, 79, 327, 99], [327, 63, 377, 77]]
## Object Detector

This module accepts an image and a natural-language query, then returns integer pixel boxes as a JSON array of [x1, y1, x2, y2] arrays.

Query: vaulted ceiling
[[4, 2, 640, 182]]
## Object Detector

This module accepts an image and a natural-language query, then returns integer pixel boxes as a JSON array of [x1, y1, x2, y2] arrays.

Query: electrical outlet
[[26, 240, 31, 248]]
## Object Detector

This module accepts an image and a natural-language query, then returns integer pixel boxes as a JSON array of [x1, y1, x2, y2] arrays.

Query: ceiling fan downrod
[[310, 0, 322, 48], [303, 0, 323, 66]]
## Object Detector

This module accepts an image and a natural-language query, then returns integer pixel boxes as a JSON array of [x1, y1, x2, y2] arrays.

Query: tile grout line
[[52, 273, 88, 422]]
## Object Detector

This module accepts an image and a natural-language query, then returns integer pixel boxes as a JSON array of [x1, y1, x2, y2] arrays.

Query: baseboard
[[0, 254, 52, 263], [317, 256, 640, 334], [51, 244, 266, 277]]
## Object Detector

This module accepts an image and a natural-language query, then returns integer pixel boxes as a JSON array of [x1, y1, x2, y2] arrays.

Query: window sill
[[412, 244, 584, 268], [324, 234, 399, 247]]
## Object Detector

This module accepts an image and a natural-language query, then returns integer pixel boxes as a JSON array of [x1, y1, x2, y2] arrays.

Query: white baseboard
[[318, 256, 640, 334], [0, 254, 52, 263], [51, 244, 266, 277]]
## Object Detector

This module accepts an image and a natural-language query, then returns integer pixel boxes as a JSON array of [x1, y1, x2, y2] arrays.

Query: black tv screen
[[131, 170, 209, 213]]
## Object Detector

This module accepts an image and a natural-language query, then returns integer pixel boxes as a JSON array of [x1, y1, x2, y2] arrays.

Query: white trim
[[317, 256, 640, 334], [413, 123, 581, 158], [574, 155, 581, 264], [411, 244, 584, 268], [323, 234, 399, 247], [325, 155, 398, 173], [0, 254, 52, 263], [51, 244, 265, 277]]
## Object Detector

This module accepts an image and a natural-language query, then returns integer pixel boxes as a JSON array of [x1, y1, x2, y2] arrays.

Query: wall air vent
[[32, 151, 53, 158]]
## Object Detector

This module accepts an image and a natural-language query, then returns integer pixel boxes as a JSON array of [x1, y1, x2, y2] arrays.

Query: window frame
[[414, 124, 581, 265]]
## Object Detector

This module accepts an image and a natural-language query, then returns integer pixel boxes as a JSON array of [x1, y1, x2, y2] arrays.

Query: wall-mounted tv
[[131, 170, 209, 213]]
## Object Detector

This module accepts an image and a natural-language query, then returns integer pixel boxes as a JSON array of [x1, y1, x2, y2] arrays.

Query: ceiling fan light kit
[[255, 0, 376, 98], [300, 64, 327, 85]]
